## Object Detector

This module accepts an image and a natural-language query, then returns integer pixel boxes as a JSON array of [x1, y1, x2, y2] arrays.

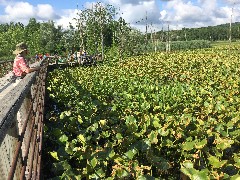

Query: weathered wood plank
[[0, 72, 37, 143]]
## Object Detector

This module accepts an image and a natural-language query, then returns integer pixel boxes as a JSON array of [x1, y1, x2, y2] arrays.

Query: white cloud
[[55, 9, 80, 29], [199, 0, 217, 12], [5, 2, 34, 19], [170, 1, 205, 21], [105, 0, 161, 32], [36, 4, 59, 20], [160, 10, 167, 20], [156, 0, 240, 29], [0, 2, 60, 24], [0, 0, 239, 32]]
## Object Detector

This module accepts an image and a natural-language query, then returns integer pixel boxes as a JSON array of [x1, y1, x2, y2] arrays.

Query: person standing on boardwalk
[[12, 42, 40, 79]]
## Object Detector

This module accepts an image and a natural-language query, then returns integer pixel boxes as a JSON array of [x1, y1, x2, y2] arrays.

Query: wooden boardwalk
[[0, 60, 45, 179], [0, 73, 17, 100]]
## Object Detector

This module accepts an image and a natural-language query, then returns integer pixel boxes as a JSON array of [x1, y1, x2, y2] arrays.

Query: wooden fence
[[0, 59, 48, 179]]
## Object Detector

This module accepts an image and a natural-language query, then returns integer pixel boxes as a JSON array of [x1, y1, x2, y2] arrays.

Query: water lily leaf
[[216, 139, 234, 150], [181, 165, 209, 180], [230, 174, 240, 180], [134, 139, 151, 152], [78, 134, 86, 144], [182, 161, 194, 169], [99, 119, 107, 126], [182, 141, 195, 151], [150, 156, 170, 170], [208, 156, 227, 168], [192, 170, 209, 180], [124, 148, 138, 160], [125, 115, 136, 125], [230, 129, 240, 138], [50, 151, 59, 160], [226, 121, 234, 128], [158, 128, 169, 136], [234, 156, 240, 168], [52, 161, 71, 174], [195, 139, 207, 149], [152, 116, 161, 128], [96, 168, 105, 177], [116, 133, 123, 140], [148, 131, 158, 144], [57, 146, 68, 157], [108, 150, 115, 158], [65, 141, 74, 155], [112, 105, 117, 111], [90, 157, 98, 168], [78, 115, 83, 124], [59, 134, 68, 143], [65, 110, 71, 116], [88, 123, 98, 131], [116, 168, 129, 178], [181, 167, 197, 178], [60, 112, 65, 120]]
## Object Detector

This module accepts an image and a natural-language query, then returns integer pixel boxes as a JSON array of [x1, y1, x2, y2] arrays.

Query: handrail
[[0, 60, 14, 64], [0, 55, 99, 179], [0, 58, 48, 179], [0, 58, 40, 78]]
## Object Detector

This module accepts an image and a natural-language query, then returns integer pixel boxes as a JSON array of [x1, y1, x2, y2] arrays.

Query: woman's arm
[[25, 66, 40, 73]]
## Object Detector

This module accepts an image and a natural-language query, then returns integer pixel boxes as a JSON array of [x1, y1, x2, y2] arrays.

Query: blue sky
[[0, 0, 240, 32]]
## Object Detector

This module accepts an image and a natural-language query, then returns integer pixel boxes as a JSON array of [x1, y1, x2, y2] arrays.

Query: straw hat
[[13, 42, 28, 54]]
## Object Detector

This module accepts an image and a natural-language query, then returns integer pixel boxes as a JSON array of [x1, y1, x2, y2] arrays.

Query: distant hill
[[155, 22, 240, 42]]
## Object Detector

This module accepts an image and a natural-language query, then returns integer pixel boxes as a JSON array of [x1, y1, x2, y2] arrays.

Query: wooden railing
[[0, 55, 101, 179], [0, 59, 48, 180]]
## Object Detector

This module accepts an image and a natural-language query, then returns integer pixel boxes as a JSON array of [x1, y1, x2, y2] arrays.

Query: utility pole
[[145, 11, 148, 52], [184, 28, 187, 41], [154, 29, 157, 53], [229, 3, 235, 45], [98, 5, 104, 61], [166, 21, 170, 52], [76, 3, 82, 50], [229, 7, 233, 43], [150, 22, 153, 44]]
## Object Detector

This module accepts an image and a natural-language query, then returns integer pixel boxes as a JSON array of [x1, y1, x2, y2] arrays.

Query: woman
[[12, 42, 40, 79]]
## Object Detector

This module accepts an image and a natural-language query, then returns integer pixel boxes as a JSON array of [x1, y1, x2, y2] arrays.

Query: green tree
[[24, 18, 41, 56], [74, 2, 117, 58], [38, 20, 64, 55], [0, 22, 25, 59]]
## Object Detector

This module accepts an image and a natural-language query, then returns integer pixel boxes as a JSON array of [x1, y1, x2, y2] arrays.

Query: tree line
[[156, 22, 240, 42], [0, 3, 145, 61]]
